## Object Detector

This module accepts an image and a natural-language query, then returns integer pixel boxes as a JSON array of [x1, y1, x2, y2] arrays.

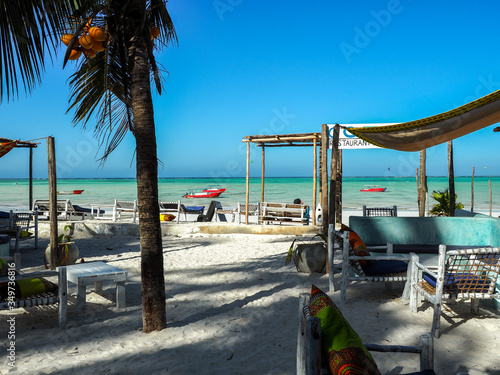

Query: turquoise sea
[[1, 176, 499, 212]]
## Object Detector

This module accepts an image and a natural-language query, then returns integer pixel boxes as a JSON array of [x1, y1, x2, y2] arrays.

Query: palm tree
[[429, 189, 464, 216], [1, 0, 177, 333]]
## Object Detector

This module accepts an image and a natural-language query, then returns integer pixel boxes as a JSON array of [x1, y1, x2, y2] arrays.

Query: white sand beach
[[2, 214, 500, 375]]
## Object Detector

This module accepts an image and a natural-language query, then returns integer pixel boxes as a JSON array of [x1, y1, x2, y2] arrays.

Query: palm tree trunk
[[129, 2, 166, 332]]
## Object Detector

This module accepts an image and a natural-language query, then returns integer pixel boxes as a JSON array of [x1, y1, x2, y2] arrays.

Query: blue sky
[[2, 0, 500, 179]]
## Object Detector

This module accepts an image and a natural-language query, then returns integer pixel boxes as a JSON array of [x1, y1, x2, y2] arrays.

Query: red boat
[[360, 185, 387, 192], [57, 189, 84, 195], [203, 185, 226, 194], [183, 190, 223, 198]]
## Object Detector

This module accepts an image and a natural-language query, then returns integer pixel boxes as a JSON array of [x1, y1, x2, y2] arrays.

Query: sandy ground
[[1, 216, 500, 375]]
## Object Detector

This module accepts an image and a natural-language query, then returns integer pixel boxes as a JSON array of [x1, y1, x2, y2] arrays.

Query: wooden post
[[448, 140, 455, 217], [489, 179, 492, 216], [297, 294, 307, 375], [261, 146, 265, 203], [47, 136, 60, 269], [419, 150, 426, 217], [328, 223, 334, 292], [329, 125, 340, 229], [318, 142, 323, 205], [471, 166, 475, 212], [306, 317, 322, 374], [321, 124, 329, 235], [29, 146, 33, 209], [245, 142, 250, 224], [335, 149, 342, 225], [312, 137, 317, 226]]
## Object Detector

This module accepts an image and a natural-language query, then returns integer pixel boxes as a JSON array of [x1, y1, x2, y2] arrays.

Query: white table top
[[59, 261, 127, 279]]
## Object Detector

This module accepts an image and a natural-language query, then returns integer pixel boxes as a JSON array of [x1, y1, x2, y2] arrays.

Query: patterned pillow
[[309, 285, 381, 375], [340, 224, 372, 267]]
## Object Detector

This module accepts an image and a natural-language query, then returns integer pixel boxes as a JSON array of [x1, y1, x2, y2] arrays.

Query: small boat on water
[[183, 190, 223, 198], [57, 189, 84, 195], [360, 185, 387, 192], [203, 185, 226, 194]]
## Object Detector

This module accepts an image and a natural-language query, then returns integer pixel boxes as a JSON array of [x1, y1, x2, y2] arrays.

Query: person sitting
[[294, 198, 310, 225]]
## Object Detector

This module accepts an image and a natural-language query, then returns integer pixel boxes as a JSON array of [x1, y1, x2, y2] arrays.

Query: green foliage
[[429, 189, 464, 216], [57, 224, 74, 243]]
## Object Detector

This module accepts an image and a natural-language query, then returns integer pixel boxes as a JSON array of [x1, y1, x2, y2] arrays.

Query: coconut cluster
[[61, 25, 107, 60], [62, 25, 161, 61]]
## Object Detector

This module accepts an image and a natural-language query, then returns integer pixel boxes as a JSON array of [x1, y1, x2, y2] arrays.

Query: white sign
[[327, 123, 397, 149]]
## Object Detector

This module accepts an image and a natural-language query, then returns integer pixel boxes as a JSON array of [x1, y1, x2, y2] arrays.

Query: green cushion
[[1, 277, 58, 301], [309, 285, 381, 375]]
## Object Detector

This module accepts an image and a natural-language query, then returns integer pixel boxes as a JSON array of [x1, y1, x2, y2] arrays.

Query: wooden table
[[62, 261, 127, 313]]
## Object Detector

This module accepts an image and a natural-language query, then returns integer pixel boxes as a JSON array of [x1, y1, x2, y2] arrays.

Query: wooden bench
[[297, 293, 434, 374], [32, 199, 84, 221], [260, 202, 309, 225]]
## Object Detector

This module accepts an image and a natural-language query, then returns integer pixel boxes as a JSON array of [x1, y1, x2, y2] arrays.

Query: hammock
[[344, 89, 500, 152]]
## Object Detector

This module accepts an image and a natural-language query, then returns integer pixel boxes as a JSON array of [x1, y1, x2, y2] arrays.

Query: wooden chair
[[332, 230, 414, 304], [363, 205, 397, 217], [179, 204, 205, 221], [32, 199, 81, 220], [1, 211, 39, 254], [0, 253, 68, 329], [234, 202, 260, 224], [297, 293, 435, 375], [409, 245, 500, 338], [159, 201, 181, 223], [214, 201, 235, 222], [113, 200, 138, 222]]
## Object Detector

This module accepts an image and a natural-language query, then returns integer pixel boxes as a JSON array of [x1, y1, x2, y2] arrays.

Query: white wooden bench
[[260, 202, 309, 225], [91, 200, 138, 222]]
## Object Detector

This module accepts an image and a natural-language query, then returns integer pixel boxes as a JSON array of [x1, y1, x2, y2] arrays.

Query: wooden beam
[[47, 136, 60, 269], [419, 150, 426, 217], [312, 137, 317, 226], [254, 143, 316, 147], [335, 149, 342, 224], [448, 140, 455, 217], [245, 142, 250, 225], [29, 146, 33, 209], [261, 146, 265, 203], [321, 124, 329, 236], [329, 125, 340, 229], [471, 166, 475, 212]]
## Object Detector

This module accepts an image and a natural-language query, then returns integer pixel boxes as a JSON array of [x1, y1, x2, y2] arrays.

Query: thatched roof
[[242, 132, 321, 147]]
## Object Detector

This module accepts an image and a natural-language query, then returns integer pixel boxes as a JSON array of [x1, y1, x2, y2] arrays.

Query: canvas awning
[[0, 140, 18, 158], [0, 138, 39, 208], [345, 89, 500, 152]]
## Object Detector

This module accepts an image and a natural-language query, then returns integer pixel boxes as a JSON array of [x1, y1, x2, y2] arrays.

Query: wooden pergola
[[241, 132, 324, 225], [0, 138, 38, 208]]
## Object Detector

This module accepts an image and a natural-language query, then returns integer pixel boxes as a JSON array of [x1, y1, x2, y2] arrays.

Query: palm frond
[[0, 0, 97, 102]]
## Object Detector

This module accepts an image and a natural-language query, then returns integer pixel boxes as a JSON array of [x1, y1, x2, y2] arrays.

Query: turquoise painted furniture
[[349, 215, 500, 248], [349, 214, 500, 311]]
